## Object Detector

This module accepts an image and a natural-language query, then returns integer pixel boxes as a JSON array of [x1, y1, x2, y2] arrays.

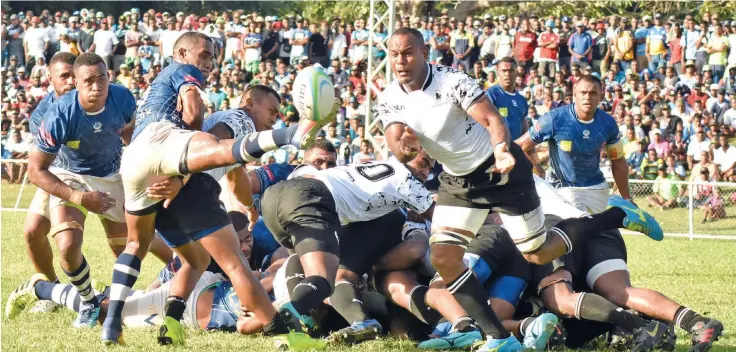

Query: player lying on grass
[[5, 212, 287, 335]]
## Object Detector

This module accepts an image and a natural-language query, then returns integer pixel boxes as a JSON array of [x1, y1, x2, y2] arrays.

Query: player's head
[[73, 53, 109, 112], [573, 75, 603, 116], [497, 57, 517, 91], [405, 149, 434, 183], [239, 84, 281, 132], [229, 211, 254, 260], [49, 52, 76, 97], [173, 31, 215, 77], [388, 27, 428, 85], [304, 139, 337, 170]]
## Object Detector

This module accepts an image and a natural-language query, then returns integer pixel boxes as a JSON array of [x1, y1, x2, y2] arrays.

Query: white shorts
[[557, 181, 610, 214], [122, 271, 225, 330], [273, 261, 289, 307], [28, 188, 50, 219], [120, 120, 198, 212], [48, 167, 126, 223], [534, 175, 589, 220]]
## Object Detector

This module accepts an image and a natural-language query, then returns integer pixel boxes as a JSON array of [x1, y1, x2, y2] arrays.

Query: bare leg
[[23, 212, 55, 281]]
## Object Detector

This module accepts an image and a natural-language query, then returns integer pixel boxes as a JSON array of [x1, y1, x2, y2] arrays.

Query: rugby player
[[259, 151, 435, 346], [377, 27, 662, 351], [102, 32, 335, 346], [485, 57, 544, 176], [22, 52, 76, 313], [27, 53, 137, 328], [516, 75, 632, 214]]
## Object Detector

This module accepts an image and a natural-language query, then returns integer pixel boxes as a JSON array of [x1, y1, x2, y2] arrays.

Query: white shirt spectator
[[714, 145, 736, 172], [687, 138, 712, 162], [23, 27, 49, 59], [331, 32, 347, 60], [224, 23, 245, 59], [160, 29, 182, 58], [93, 29, 118, 56], [724, 108, 736, 129]]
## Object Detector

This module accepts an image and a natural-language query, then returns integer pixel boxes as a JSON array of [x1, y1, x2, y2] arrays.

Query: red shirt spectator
[[513, 21, 537, 62], [668, 36, 683, 65], [538, 30, 559, 61]]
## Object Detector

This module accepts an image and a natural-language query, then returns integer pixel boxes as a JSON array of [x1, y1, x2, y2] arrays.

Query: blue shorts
[[157, 225, 227, 248]]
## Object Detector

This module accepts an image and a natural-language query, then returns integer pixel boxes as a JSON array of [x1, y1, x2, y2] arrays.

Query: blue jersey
[[529, 104, 620, 187], [35, 85, 136, 177], [206, 281, 239, 332], [486, 85, 529, 140], [132, 61, 204, 140], [252, 163, 297, 214], [29, 93, 57, 136], [250, 220, 281, 272]]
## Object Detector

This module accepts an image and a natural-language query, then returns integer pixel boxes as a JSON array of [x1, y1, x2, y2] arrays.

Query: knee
[[55, 232, 82, 259], [23, 218, 49, 242], [429, 246, 463, 273], [124, 240, 141, 255], [522, 252, 551, 265], [335, 269, 359, 285], [597, 285, 630, 307]]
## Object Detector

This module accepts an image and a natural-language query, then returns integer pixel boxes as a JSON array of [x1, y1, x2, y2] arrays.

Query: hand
[[147, 176, 184, 208], [244, 205, 259, 232], [399, 127, 421, 157], [81, 191, 116, 214], [491, 142, 516, 174], [325, 98, 341, 121]]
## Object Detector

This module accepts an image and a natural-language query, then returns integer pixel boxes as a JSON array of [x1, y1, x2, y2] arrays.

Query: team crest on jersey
[[511, 100, 518, 107], [582, 129, 590, 139], [93, 121, 103, 133]]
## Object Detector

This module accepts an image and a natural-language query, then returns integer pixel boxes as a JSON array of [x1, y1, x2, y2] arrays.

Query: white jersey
[[202, 108, 256, 181], [289, 158, 433, 224], [377, 64, 492, 176]]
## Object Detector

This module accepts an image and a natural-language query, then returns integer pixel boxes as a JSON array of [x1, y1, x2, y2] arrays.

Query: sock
[[329, 281, 367, 323], [232, 127, 297, 164], [518, 317, 533, 337], [361, 291, 391, 318], [291, 276, 333, 317], [451, 316, 478, 333], [446, 269, 510, 339], [574, 292, 647, 333], [284, 255, 305, 301], [63, 256, 96, 303], [164, 296, 187, 321], [103, 253, 141, 333], [674, 306, 709, 332], [552, 208, 626, 253], [408, 285, 441, 326], [35, 281, 82, 311], [263, 312, 290, 335]]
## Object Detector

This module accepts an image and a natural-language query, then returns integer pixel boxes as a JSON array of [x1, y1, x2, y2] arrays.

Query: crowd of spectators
[[2, 7, 736, 219]]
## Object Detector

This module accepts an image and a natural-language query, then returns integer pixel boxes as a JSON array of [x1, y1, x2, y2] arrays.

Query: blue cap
[[561, 16, 570, 23], [545, 20, 555, 28]]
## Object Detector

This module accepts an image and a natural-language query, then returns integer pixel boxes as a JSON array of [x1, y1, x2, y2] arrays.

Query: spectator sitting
[[325, 122, 345, 147], [352, 139, 375, 164], [628, 140, 648, 177], [648, 129, 671, 158], [647, 164, 685, 209], [714, 134, 736, 181], [640, 148, 664, 180]]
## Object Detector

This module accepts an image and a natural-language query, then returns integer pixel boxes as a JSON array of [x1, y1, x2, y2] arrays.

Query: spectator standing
[[350, 19, 369, 64], [261, 16, 281, 62], [224, 14, 245, 62], [557, 16, 573, 70], [23, 17, 49, 72], [91, 20, 118, 69], [309, 22, 330, 67], [451, 21, 474, 72], [5, 15, 25, 68], [613, 18, 635, 72], [243, 23, 263, 69], [591, 22, 609, 74], [124, 21, 143, 66], [289, 19, 309, 65], [706, 24, 729, 83], [634, 17, 650, 71], [429, 24, 450, 65], [646, 14, 668, 73], [158, 18, 179, 67], [568, 21, 593, 69], [668, 25, 684, 74], [728, 21, 736, 68], [513, 19, 536, 72]]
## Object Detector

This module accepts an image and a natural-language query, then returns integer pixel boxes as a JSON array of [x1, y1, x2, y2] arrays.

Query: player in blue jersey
[[104, 33, 336, 346], [22, 52, 77, 314], [516, 75, 637, 215], [26, 53, 158, 329]]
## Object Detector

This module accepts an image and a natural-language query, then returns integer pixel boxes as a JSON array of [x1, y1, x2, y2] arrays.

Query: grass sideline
[[1, 184, 735, 351]]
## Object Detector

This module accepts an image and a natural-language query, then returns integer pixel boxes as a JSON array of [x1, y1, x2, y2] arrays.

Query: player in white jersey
[[377, 28, 663, 352], [259, 150, 434, 341]]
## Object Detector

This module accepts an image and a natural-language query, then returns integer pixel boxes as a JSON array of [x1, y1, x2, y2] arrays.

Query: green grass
[[2, 183, 736, 351]]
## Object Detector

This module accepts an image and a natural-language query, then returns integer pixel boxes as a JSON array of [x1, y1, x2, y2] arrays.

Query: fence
[[2, 158, 735, 240]]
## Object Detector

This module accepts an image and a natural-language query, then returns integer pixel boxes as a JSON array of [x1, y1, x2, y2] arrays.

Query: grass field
[[2, 183, 736, 351]]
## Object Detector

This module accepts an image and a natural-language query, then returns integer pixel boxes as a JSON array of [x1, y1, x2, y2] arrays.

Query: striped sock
[[102, 253, 141, 333], [34, 281, 81, 311], [64, 257, 96, 303], [232, 126, 298, 163], [446, 268, 510, 339]]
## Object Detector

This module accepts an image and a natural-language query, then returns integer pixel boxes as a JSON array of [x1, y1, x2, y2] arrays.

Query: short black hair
[[73, 53, 106, 71], [173, 31, 213, 52], [239, 84, 281, 107], [576, 75, 603, 90], [390, 27, 425, 47], [50, 52, 76, 66], [228, 211, 248, 232], [308, 139, 337, 155], [497, 56, 517, 68]]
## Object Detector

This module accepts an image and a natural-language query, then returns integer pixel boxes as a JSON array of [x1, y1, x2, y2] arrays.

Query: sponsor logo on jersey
[[583, 129, 590, 139]]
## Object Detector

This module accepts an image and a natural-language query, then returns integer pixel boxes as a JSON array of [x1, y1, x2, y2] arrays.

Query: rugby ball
[[292, 66, 335, 121]]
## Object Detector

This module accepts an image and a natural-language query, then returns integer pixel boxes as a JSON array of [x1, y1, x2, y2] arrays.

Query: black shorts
[[155, 173, 231, 247], [436, 142, 539, 215], [339, 210, 405, 275], [261, 177, 340, 256], [466, 224, 532, 282]]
